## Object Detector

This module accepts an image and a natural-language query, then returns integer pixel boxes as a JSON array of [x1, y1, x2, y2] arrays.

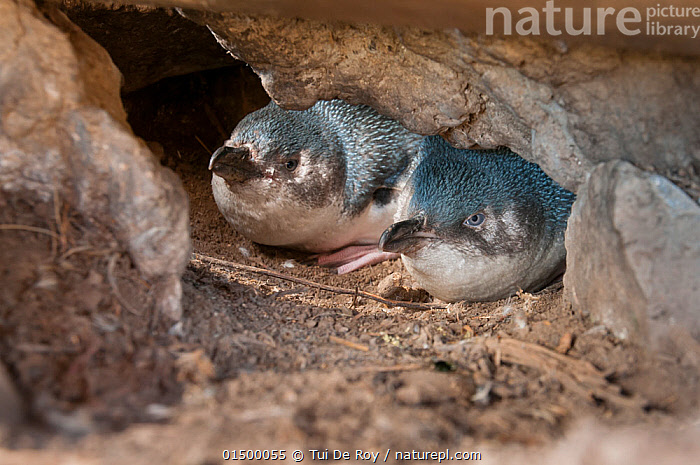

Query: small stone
[[168, 321, 184, 337], [317, 316, 334, 329], [238, 247, 251, 258], [513, 310, 528, 330], [86, 270, 104, 286], [34, 266, 59, 290], [377, 272, 411, 301], [145, 403, 173, 421], [555, 332, 574, 354]]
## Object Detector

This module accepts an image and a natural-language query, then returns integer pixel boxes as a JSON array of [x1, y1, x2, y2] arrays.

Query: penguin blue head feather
[[408, 136, 574, 253]]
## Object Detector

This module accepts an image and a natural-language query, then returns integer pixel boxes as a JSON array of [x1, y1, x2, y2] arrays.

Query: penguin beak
[[379, 213, 436, 254], [209, 146, 261, 182]]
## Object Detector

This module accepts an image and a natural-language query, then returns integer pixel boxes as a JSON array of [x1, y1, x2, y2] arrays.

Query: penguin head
[[378, 136, 573, 302], [209, 101, 344, 209], [380, 137, 543, 260]]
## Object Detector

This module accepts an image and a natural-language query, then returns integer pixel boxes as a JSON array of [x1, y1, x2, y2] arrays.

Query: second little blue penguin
[[379, 136, 576, 302], [209, 99, 424, 272]]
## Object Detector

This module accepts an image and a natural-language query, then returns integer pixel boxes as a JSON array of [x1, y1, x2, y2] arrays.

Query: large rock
[[176, 11, 700, 192], [103, 0, 700, 57], [0, 0, 190, 318], [564, 161, 700, 343]]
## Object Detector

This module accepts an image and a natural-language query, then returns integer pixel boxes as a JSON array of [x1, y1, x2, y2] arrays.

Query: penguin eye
[[285, 159, 299, 171], [464, 213, 485, 227]]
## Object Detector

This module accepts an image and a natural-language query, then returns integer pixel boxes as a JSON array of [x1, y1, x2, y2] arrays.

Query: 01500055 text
[[222, 449, 286, 460]]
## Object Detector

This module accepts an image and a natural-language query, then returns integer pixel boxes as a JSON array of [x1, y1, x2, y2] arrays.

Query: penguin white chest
[[211, 174, 398, 252]]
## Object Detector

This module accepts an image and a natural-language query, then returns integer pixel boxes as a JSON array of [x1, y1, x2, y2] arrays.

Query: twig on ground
[[107, 254, 142, 315], [52, 186, 68, 251], [51, 187, 61, 255], [355, 364, 424, 373], [194, 135, 212, 155], [0, 224, 61, 239], [192, 252, 446, 311], [329, 336, 369, 352], [15, 343, 79, 354], [203, 102, 229, 139]]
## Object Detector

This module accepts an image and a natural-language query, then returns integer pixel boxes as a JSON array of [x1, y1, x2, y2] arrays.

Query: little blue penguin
[[209, 99, 424, 273], [379, 136, 576, 302]]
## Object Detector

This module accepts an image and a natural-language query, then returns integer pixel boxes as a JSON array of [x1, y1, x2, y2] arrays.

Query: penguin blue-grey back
[[209, 100, 424, 270], [380, 135, 575, 302]]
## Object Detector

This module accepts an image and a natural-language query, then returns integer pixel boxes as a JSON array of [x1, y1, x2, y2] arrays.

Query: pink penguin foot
[[317, 245, 400, 275]]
